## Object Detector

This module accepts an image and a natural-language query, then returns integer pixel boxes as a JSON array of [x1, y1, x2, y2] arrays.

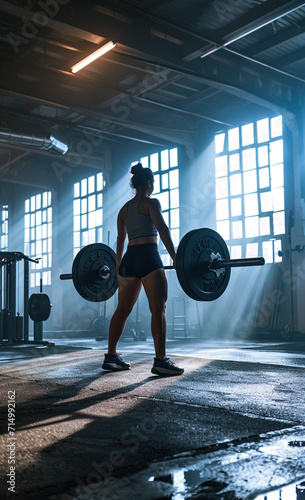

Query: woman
[[102, 163, 184, 376]]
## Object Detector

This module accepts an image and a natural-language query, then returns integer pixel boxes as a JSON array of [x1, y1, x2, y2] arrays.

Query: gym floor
[[1, 336, 305, 500]]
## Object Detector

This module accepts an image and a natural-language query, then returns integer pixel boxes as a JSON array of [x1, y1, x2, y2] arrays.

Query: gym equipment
[[28, 280, 52, 343], [28, 293, 52, 322], [60, 228, 265, 302]]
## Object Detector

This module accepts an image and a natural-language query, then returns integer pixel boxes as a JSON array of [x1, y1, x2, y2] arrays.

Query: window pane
[[257, 118, 269, 143], [36, 194, 41, 210], [215, 155, 227, 178], [154, 174, 160, 193], [260, 216, 270, 236], [230, 174, 242, 196], [170, 209, 180, 228], [259, 167, 270, 189], [169, 170, 179, 189], [271, 163, 284, 189], [232, 220, 243, 239], [170, 189, 179, 209], [231, 197, 242, 217], [271, 115, 282, 138], [74, 182, 80, 198], [243, 170, 257, 194], [74, 216, 80, 231], [97, 193, 103, 208], [216, 199, 229, 220], [171, 228, 179, 247], [88, 211, 96, 229], [229, 154, 240, 172], [163, 211, 169, 226], [43, 192, 48, 208], [272, 187, 284, 212], [215, 133, 225, 154], [161, 173, 169, 190], [228, 128, 239, 151], [230, 245, 242, 258], [242, 148, 256, 171], [156, 192, 169, 211], [81, 178, 87, 197], [141, 156, 149, 168], [263, 240, 273, 264], [273, 210, 285, 235], [88, 195, 96, 212], [217, 220, 230, 240], [88, 176, 95, 194], [242, 123, 254, 146], [274, 239, 282, 262], [245, 216, 259, 238], [88, 228, 95, 244], [81, 198, 87, 214], [270, 139, 283, 165], [246, 242, 258, 258], [170, 148, 178, 168], [161, 149, 169, 171], [96, 209, 103, 225], [216, 176, 228, 199], [244, 193, 258, 216], [81, 214, 87, 229], [151, 153, 159, 172], [97, 172, 103, 191], [258, 146, 269, 167], [25, 199, 30, 213], [260, 192, 273, 212]]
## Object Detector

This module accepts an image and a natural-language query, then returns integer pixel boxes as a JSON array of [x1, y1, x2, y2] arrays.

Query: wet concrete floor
[[0, 337, 305, 499]]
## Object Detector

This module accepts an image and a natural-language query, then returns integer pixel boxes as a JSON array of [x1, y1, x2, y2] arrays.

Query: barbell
[[60, 228, 265, 302]]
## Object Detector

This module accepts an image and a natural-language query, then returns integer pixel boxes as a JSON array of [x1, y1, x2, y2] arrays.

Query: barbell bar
[[60, 228, 265, 302], [60, 256, 264, 280]]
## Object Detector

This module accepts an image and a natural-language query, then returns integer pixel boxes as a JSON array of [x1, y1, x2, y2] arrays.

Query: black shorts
[[119, 243, 164, 278]]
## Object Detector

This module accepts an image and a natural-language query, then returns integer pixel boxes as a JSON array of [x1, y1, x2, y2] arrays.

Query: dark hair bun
[[130, 163, 143, 175]]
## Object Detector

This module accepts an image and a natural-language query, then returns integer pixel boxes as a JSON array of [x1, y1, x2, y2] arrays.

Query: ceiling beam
[[245, 20, 305, 57]]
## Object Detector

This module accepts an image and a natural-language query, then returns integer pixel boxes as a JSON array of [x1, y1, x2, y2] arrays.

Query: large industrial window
[[0, 205, 8, 251], [215, 116, 284, 264], [133, 147, 179, 266], [24, 192, 52, 287], [73, 173, 104, 257]]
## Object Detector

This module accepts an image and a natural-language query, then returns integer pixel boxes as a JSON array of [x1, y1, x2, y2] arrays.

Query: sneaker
[[102, 353, 131, 371], [151, 357, 184, 376]]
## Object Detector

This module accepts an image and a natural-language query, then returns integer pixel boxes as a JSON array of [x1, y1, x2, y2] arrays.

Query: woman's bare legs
[[142, 268, 168, 360], [108, 275, 142, 355]]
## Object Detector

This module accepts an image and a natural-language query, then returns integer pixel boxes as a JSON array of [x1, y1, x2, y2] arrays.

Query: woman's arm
[[148, 198, 176, 266], [116, 208, 127, 271]]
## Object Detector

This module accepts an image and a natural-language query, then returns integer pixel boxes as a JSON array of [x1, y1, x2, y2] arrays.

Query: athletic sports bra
[[124, 198, 158, 240]]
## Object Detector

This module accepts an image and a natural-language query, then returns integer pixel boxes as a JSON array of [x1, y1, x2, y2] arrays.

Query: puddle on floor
[[254, 479, 305, 500], [149, 472, 305, 499], [149, 471, 229, 499]]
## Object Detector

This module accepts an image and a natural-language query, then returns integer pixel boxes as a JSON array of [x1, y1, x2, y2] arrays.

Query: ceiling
[[1, 0, 305, 177]]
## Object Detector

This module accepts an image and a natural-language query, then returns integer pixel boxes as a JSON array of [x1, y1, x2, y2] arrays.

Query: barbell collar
[[210, 257, 265, 270]]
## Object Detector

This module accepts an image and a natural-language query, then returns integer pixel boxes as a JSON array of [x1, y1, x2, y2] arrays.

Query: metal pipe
[[0, 131, 68, 154]]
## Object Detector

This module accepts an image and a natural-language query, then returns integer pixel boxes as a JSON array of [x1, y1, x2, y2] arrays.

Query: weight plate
[[28, 293, 51, 322], [176, 228, 231, 301], [72, 243, 118, 302]]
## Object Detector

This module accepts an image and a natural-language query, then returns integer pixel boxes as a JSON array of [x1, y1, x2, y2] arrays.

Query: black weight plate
[[72, 243, 118, 302], [28, 293, 51, 322], [176, 228, 231, 301]]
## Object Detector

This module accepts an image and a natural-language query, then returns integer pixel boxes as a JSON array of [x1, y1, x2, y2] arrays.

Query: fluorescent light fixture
[[71, 41, 116, 73]]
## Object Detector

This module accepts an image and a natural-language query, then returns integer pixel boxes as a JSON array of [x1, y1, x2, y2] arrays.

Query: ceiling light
[[71, 41, 116, 73]]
